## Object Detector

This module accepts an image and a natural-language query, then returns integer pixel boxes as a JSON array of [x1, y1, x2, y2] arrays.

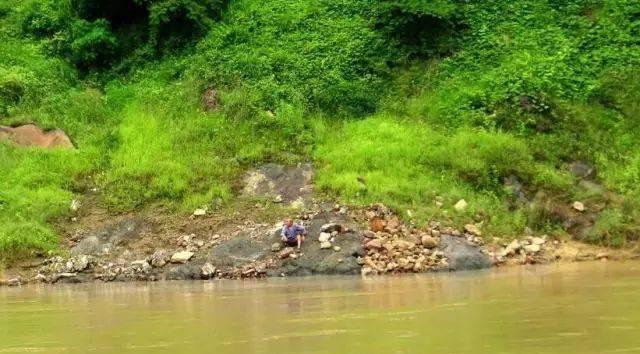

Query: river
[[1, 261, 640, 354]]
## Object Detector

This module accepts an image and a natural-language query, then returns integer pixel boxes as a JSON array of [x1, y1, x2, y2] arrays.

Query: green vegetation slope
[[1, 0, 639, 263]]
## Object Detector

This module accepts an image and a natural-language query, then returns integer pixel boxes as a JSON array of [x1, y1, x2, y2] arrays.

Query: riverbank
[[1, 197, 633, 287]]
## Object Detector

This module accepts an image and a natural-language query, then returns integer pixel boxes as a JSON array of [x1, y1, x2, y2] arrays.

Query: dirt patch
[[0, 124, 74, 149]]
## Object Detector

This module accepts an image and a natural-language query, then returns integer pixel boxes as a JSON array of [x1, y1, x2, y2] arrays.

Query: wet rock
[[71, 218, 143, 256], [454, 199, 468, 211], [7, 277, 21, 287], [150, 250, 170, 267], [439, 235, 492, 271], [209, 235, 268, 268], [421, 235, 438, 249], [201, 263, 217, 279], [166, 264, 202, 280], [171, 251, 194, 264]]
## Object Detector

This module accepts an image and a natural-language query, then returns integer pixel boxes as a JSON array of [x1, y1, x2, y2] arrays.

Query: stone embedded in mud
[[0, 124, 74, 149], [421, 235, 438, 249], [171, 251, 194, 264], [365, 239, 382, 250], [320, 241, 332, 249], [369, 218, 385, 232]]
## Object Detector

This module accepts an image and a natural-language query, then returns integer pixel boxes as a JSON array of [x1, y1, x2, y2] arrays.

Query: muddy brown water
[[2, 262, 640, 354]]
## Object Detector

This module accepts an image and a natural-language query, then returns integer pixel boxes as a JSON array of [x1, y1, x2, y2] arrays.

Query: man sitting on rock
[[281, 219, 307, 249]]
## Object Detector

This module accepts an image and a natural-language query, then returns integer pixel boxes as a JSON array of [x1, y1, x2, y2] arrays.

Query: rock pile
[[357, 204, 449, 275]]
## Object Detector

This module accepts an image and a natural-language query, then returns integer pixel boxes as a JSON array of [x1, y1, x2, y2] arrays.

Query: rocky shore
[[0, 163, 624, 287], [0, 201, 616, 287]]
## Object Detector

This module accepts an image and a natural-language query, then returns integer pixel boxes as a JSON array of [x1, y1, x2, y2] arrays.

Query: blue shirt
[[281, 224, 306, 242]]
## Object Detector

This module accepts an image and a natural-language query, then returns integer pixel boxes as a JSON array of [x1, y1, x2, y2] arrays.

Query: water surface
[[2, 262, 640, 354]]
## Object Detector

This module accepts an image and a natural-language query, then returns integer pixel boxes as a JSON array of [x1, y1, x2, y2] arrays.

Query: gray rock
[[166, 264, 202, 280], [71, 218, 143, 256], [439, 235, 492, 271], [271, 242, 282, 252], [569, 161, 595, 179], [208, 235, 269, 268], [242, 163, 315, 206]]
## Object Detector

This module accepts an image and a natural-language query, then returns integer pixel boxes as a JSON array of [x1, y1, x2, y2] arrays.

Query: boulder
[[166, 264, 202, 280], [171, 251, 194, 264], [208, 235, 268, 268], [0, 124, 74, 149], [439, 235, 492, 271], [318, 232, 331, 243], [201, 263, 217, 279], [70, 218, 143, 256]]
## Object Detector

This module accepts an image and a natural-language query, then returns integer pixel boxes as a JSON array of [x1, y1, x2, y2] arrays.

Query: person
[[281, 219, 307, 249]]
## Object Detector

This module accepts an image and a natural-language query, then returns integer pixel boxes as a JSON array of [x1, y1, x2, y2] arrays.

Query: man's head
[[285, 218, 293, 227]]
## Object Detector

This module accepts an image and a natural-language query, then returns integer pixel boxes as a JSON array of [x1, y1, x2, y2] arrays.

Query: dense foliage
[[0, 0, 639, 262]]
